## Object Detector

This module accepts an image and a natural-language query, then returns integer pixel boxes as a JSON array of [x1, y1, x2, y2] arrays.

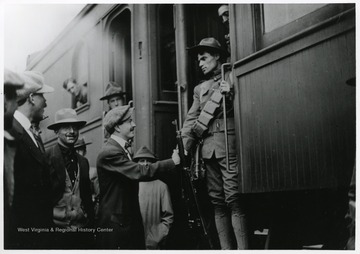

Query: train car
[[25, 3, 355, 249]]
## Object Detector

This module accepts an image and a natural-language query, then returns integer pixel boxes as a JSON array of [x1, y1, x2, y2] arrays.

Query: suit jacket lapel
[[12, 119, 46, 165], [108, 138, 128, 158]]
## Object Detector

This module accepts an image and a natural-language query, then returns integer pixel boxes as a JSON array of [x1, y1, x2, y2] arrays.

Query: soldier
[[181, 37, 248, 249]]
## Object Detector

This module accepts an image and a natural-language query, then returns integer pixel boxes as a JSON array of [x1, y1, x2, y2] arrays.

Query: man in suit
[[9, 71, 54, 249], [3, 69, 24, 249], [96, 104, 180, 249], [181, 38, 248, 249], [46, 108, 94, 249]]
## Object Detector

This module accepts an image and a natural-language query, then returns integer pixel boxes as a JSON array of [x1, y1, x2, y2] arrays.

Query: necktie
[[30, 126, 45, 153]]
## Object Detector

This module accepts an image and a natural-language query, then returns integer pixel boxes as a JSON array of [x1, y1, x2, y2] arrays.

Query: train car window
[[254, 4, 354, 49], [71, 41, 89, 111], [109, 9, 132, 104], [157, 4, 177, 100], [262, 4, 326, 33]]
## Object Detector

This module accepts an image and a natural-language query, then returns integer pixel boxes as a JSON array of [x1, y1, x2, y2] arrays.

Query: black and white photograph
[[2, 1, 356, 251]]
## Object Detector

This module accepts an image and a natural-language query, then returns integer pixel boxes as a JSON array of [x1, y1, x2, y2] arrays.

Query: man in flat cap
[[96, 104, 180, 249], [46, 109, 94, 249], [8, 71, 54, 249], [181, 38, 248, 249], [134, 146, 174, 249], [3, 69, 24, 249]]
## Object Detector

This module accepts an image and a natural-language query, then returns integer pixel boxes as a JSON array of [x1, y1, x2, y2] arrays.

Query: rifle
[[173, 119, 214, 249]]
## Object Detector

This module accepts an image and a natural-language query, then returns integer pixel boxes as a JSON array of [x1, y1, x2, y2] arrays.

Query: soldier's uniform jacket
[[181, 70, 236, 159]]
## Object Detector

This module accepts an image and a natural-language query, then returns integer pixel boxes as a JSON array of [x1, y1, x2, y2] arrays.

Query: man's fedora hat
[[74, 137, 92, 149], [16, 71, 54, 101], [4, 69, 25, 89], [47, 108, 87, 130], [99, 81, 125, 101], [103, 104, 134, 134], [187, 37, 229, 57], [133, 146, 158, 162]]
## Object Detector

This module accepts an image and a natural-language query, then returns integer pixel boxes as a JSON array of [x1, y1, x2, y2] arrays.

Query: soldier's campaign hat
[[16, 71, 54, 101], [133, 146, 158, 162], [103, 104, 134, 134], [99, 81, 125, 101], [4, 69, 25, 89], [187, 37, 229, 57], [74, 137, 92, 149], [47, 108, 87, 130]]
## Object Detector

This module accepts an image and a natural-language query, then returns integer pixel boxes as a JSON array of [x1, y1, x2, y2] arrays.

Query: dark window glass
[[158, 4, 177, 94]]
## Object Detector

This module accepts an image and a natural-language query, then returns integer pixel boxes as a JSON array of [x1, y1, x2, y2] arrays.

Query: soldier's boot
[[231, 212, 249, 249], [214, 208, 235, 249]]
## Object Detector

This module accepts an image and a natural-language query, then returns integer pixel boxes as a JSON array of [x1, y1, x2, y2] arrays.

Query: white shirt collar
[[14, 110, 31, 131], [110, 134, 128, 149]]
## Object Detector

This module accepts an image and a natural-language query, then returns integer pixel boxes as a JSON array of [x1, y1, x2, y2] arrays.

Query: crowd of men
[[3, 4, 255, 250], [3, 69, 181, 249]]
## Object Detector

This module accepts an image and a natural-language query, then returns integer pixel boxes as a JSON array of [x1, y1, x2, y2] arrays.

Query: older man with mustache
[[46, 108, 94, 249]]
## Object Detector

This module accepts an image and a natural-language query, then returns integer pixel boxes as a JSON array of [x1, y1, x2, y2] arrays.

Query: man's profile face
[[197, 52, 219, 75], [57, 124, 79, 147], [31, 93, 47, 123], [108, 95, 123, 110], [117, 117, 136, 141]]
